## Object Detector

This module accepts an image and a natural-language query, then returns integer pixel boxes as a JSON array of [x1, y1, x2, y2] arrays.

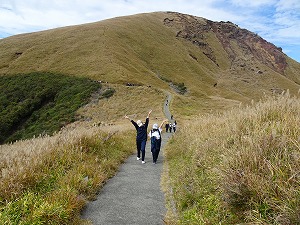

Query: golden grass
[[1, 12, 299, 118], [0, 10, 300, 224], [77, 84, 166, 124], [0, 124, 135, 224], [163, 92, 300, 224]]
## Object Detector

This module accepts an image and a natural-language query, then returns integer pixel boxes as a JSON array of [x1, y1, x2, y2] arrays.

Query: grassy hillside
[[0, 72, 101, 144], [163, 93, 300, 224], [0, 11, 300, 224], [77, 84, 166, 124], [1, 12, 299, 119]]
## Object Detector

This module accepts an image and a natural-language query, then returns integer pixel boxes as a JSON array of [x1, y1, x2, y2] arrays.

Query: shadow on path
[[81, 93, 174, 225]]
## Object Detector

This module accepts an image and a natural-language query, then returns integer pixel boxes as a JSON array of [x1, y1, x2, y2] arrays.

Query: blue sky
[[0, 0, 299, 62]]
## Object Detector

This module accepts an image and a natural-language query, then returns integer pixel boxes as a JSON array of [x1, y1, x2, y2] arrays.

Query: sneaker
[[137, 157, 140, 160], [142, 161, 146, 164]]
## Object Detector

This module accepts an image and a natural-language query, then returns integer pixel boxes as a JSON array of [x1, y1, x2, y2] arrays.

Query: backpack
[[150, 129, 161, 152]]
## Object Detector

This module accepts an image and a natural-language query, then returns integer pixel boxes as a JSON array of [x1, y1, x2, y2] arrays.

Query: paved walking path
[[81, 93, 173, 225]]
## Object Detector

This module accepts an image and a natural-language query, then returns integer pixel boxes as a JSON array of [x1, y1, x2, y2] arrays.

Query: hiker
[[149, 119, 168, 164], [172, 122, 176, 132], [165, 122, 169, 132], [169, 122, 172, 133], [124, 110, 152, 164]]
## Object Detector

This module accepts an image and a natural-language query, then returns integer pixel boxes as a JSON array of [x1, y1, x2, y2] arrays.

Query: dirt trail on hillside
[[81, 93, 173, 225]]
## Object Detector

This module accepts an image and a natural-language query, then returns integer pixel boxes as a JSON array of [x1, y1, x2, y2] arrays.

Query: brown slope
[[0, 11, 299, 117]]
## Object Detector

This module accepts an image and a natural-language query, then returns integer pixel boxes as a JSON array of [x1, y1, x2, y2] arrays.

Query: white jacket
[[148, 128, 162, 139]]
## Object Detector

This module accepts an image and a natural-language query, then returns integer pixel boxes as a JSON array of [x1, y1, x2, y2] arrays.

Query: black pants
[[136, 139, 146, 161], [151, 139, 161, 163]]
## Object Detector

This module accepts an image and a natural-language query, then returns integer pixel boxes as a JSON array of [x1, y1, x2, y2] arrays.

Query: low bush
[[0, 72, 101, 144], [101, 88, 115, 99], [171, 82, 187, 95], [157, 74, 187, 94]]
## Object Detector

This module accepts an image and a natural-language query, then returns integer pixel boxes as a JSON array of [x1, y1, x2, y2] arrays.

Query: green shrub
[[172, 82, 187, 94], [101, 88, 115, 99], [0, 72, 101, 143], [158, 74, 172, 83]]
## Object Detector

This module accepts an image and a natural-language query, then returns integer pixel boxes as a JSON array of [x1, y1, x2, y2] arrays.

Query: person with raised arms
[[149, 119, 168, 164], [124, 110, 152, 164]]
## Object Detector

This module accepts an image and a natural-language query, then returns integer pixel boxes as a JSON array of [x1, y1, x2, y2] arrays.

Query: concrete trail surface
[[81, 93, 173, 225]]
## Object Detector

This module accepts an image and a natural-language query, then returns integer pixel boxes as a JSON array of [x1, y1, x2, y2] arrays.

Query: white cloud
[[277, 26, 300, 39], [265, 0, 300, 41], [229, 0, 277, 8], [276, 0, 300, 11]]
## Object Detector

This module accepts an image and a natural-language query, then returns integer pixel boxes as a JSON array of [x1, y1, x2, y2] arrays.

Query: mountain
[[1, 11, 300, 118], [2, 12, 300, 224]]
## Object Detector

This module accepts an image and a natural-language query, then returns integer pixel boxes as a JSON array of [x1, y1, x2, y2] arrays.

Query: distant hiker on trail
[[169, 122, 172, 133], [172, 122, 177, 132], [149, 119, 168, 164], [165, 122, 169, 132], [124, 110, 152, 164]]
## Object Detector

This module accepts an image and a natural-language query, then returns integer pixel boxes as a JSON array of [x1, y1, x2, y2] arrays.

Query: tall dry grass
[[78, 84, 166, 123], [164, 92, 300, 224], [0, 124, 135, 224]]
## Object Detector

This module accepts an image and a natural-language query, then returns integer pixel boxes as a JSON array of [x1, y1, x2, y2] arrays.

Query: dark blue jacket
[[131, 118, 149, 141]]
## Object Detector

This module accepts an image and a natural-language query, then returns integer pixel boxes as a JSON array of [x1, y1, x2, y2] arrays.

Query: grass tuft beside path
[[164, 93, 300, 224], [0, 126, 135, 224]]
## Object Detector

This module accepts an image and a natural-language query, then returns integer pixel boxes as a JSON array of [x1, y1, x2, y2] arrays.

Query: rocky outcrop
[[164, 13, 217, 65], [164, 12, 287, 74], [208, 20, 287, 74]]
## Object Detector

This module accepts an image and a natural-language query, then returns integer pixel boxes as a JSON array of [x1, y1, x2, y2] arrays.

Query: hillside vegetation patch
[[158, 74, 187, 95], [0, 72, 101, 144]]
